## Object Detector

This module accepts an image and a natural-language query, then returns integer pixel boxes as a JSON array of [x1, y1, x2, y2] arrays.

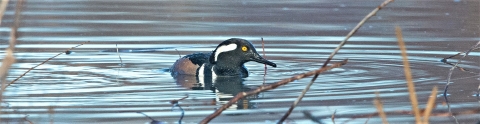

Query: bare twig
[[23, 115, 33, 124], [396, 26, 421, 123], [423, 86, 437, 123], [444, 41, 480, 95], [441, 60, 470, 72], [175, 49, 181, 58], [302, 111, 322, 124], [136, 112, 162, 124], [170, 95, 188, 105], [278, 0, 395, 122], [443, 96, 459, 124], [170, 95, 188, 124], [262, 37, 267, 85], [172, 103, 185, 124], [331, 109, 337, 124], [373, 92, 388, 124], [364, 116, 371, 124], [116, 44, 123, 83], [116, 44, 123, 65], [6, 41, 91, 88], [200, 59, 348, 124], [442, 41, 480, 124]]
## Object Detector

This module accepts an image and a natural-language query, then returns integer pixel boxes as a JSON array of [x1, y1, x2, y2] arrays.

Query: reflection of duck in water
[[175, 74, 259, 109], [171, 38, 276, 109]]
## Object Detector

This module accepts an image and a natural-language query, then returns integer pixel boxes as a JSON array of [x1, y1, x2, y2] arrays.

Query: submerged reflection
[[174, 74, 258, 110]]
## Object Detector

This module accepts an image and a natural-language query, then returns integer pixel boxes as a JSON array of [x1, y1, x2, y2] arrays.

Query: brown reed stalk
[[373, 92, 388, 124], [6, 41, 91, 88], [278, 0, 395, 123], [0, 1, 23, 121], [395, 26, 421, 123], [0, 0, 22, 90], [423, 86, 437, 124], [199, 59, 348, 124], [0, 0, 9, 26]]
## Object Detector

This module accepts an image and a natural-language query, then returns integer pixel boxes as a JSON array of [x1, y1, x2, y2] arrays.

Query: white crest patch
[[214, 44, 237, 62]]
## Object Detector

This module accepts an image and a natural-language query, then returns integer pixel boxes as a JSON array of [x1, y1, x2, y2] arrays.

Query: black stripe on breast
[[184, 52, 211, 66]]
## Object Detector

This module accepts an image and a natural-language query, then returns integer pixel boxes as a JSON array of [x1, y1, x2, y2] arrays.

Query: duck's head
[[209, 38, 277, 67]]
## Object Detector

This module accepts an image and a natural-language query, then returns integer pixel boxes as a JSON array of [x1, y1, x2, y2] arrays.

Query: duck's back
[[171, 52, 211, 76]]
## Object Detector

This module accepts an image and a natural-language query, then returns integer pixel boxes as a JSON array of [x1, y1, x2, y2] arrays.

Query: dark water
[[0, 0, 479, 123]]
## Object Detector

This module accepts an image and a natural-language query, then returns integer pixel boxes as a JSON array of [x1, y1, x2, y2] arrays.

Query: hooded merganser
[[171, 38, 276, 77]]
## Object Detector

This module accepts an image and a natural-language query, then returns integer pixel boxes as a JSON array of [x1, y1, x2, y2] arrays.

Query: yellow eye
[[241, 46, 248, 52]]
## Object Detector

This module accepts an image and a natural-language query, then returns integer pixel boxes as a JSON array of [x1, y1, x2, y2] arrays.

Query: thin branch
[[116, 44, 123, 65], [175, 49, 181, 58], [23, 115, 33, 124], [116, 44, 122, 83], [302, 111, 322, 124], [442, 41, 480, 124], [396, 26, 421, 123], [6, 41, 91, 88], [172, 103, 185, 124], [278, 0, 395, 122], [199, 59, 348, 124], [331, 109, 337, 124], [444, 41, 480, 95], [262, 37, 267, 85], [136, 112, 161, 123]]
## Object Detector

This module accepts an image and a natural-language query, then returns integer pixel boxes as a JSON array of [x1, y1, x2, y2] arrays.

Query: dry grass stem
[[200, 59, 348, 124], [423, 86, 438, 123], [395, 26, 421, 123], [0, 0, 9, 26], [340, 108, 479, 124], [0, 1, 23, 120], [373, 92, 388, 124], [278, 0, 395, 123], [6, 41, 91, 88]]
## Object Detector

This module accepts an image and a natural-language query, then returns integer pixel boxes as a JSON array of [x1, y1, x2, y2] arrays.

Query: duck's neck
[[212, 62, 248, 77]]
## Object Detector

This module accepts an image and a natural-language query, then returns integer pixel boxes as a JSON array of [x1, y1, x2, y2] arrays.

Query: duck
[[171, 38, 276, 78]]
